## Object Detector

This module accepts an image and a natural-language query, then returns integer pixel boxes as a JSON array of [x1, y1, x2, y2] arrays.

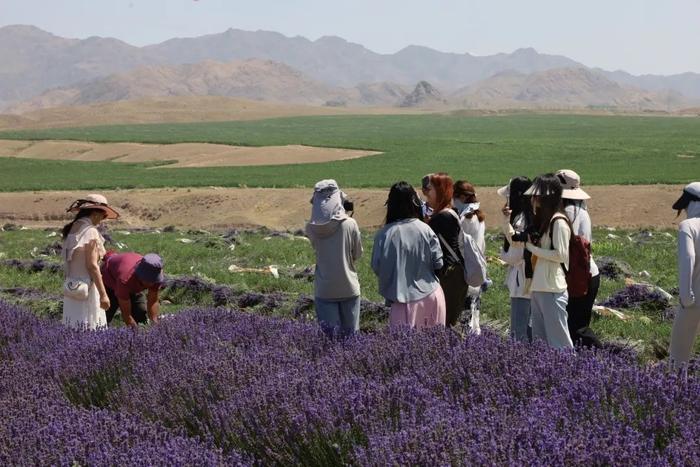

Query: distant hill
[[7, 59, 415, 112], [9, 62, 688, 113], [451, 68, 687, 110], [0, 25, 698, 111]]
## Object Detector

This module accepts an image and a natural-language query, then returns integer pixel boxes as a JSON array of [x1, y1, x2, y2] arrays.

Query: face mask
[[453, 198, 467, 212]]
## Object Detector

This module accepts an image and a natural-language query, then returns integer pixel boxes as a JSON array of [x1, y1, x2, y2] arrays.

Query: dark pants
[[439, 263, 469, 327], [105, 288, 148, 324], [567, 274, 602, 348]]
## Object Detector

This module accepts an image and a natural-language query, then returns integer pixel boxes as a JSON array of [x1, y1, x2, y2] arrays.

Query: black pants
[[566, 274, 601, 348], [105, 288, 148, 324], [438, 263, 469, 327]]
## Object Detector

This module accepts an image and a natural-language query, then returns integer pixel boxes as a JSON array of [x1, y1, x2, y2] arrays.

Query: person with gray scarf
[[305, 179, 363, 337]]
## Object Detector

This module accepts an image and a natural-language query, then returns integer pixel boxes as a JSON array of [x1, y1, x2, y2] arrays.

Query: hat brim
[[135, 266, 164, 285], [496, 185, 509, 198], [561, 188, 590, 200], [672, 191, 693, 211], [70, 204, 120, 220]]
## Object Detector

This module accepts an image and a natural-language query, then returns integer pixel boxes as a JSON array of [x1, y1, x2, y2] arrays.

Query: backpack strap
[[438, 234, 462, 264], [548, 214, 571, 274]]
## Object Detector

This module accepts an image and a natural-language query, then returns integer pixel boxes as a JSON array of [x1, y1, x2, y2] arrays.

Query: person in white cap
[[61, 194, 119, 330], [669, 181, 700, 368], [522, 174, 574, 350], [556, 169, 602, 348], [305, 179, 363, 337]]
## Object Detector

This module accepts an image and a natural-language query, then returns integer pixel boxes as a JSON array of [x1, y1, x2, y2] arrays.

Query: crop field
[[0, 114, 699, 191]]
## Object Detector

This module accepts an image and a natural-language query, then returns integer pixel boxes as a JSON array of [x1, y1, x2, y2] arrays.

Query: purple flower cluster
[[601, 284, 670, 313], [1, 258, 62, 274], [1, 298, 699, 465]]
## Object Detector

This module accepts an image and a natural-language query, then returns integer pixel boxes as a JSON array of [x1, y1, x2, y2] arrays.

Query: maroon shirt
[[102, 252, 158, 300]]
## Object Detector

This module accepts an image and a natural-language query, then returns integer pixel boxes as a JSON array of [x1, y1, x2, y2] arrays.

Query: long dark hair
[[531, 173, 566, 235], [386, 181, 422, 225], [62, 209, 100, 239], [508, 176, 533, 224], [503, 176, 534, 252]]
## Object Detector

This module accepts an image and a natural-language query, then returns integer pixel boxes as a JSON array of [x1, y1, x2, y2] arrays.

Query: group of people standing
[[306, 174, 489, 336], [60, 179, 700, 367], [305, 173, 700, 365]]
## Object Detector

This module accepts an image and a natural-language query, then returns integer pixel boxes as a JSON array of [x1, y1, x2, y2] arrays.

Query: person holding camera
[[498, 177, 534, 342], [305, 179, 363, 337], [522, 174, 574, 349]]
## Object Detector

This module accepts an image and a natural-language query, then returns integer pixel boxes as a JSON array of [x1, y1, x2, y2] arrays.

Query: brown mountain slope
[[7, 59, 415, 113], [452, 68, 688, 110]]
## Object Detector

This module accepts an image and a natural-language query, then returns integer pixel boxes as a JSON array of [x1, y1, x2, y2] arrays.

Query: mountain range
[[1, 25, 698, 112]]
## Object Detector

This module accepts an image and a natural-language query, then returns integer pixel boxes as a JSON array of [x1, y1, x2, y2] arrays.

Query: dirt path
[[0, 185, 686, 230]]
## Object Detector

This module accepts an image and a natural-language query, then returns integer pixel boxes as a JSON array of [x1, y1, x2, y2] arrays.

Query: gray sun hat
[[134, 253, 164, 284], [309, 179, 348, 225]]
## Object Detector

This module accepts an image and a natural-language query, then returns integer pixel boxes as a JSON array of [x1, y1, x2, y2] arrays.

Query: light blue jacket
[[371, 219, 443, 303]]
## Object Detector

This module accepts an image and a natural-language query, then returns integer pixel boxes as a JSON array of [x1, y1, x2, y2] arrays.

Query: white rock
[[177, 238, 194, 244], [606, 233, 619, 239]]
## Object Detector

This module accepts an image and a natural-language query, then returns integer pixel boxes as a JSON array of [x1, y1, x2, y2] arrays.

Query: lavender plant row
[[1, 299, 698, 466]]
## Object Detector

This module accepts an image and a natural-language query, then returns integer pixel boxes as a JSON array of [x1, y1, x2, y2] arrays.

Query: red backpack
[[549, 215, 591, 298]]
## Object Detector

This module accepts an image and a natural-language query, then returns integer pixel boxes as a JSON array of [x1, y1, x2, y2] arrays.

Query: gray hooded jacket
[[306, 218, 363, 300]]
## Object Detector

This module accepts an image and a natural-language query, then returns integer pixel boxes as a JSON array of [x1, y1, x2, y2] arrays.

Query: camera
[[511, 226, 540, 244], [343, 200, 354, 212]]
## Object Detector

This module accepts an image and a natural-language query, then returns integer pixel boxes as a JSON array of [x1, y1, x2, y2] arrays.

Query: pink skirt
[[389, 285, 447, 329]]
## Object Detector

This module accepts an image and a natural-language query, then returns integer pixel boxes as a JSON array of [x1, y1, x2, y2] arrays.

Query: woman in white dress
[[61, 194, 119, 330]]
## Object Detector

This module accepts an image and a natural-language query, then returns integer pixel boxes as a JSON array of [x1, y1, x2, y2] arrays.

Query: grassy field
[[0, 226, 693, 361], [0, 114, 698, 191]]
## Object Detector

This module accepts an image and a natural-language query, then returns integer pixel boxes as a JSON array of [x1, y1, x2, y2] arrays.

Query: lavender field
[[1, 299, 699, 466]]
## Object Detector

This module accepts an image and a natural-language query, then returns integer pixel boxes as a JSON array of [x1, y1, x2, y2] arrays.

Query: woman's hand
[[99, 294, 110, 311], [502, 207, 512, 218]]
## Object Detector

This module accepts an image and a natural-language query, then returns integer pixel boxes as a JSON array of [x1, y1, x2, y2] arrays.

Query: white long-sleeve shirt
[[678, 203, 700, 308], [526, 214, 570, 294], [500, 212, 530, 299]]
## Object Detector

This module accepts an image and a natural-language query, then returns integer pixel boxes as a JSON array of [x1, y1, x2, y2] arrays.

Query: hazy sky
[[1, 0, 698, 75]]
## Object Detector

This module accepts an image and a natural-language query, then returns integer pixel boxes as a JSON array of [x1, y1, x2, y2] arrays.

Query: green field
[[0, 114, 698, 191], [1, 226, 692, 361]]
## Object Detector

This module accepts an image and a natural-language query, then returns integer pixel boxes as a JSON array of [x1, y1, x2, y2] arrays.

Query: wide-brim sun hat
[[66, 194, 120, 219], [555, 169, 590, 200], [672, 181, 700, 211], [496, 184, 509, 198]]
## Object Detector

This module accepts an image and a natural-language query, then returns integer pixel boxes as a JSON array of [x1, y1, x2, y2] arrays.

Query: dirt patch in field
[[0, 140, 382, 168], [0, 96, 428, 131], [0, 185, 687, 230]]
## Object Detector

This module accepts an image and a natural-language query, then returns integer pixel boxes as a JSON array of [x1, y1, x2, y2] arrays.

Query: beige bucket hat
[[66, 194, 120, 220], [556, 169, 590, 200]]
